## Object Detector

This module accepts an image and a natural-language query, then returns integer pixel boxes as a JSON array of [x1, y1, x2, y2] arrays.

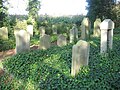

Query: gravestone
[[14, 28, 20, 35], [52, 25, 57, 34], [57, 34, 67, 47], [27, 25, 33, 37], [39, 26, 45, 37], [15, 30, 30, 54], [100, 19, 114, 53], [39, 34, 51, 50], [0, 27, 8, 40], [71, 40, 90, 76], [81, 17, 91, 40], [93, 18, 101, 37], [70, 25, 78, 43]]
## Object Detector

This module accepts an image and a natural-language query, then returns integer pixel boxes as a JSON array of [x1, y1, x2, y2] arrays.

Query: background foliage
[[86, 0, 120, 27]]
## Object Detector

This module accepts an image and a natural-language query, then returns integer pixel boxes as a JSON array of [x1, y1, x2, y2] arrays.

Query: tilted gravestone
[[52, 25, 57, 34], [39, 26, 45, 37], [100, 19, 114, 53], [71, 40, 90, 76], [57, 34, 67, 47], [0, 27, 8, 40], [93, 18, 101, 37], [15, 30, 30, 54], [27, 25, 33, 37], [39, 34, 51, 50], [81, 17, 91, 40], [70, 25, 78, 43]]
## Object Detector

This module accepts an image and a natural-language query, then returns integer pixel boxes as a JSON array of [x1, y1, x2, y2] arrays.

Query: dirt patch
[[0, 45, 40, 61], [0, 49, 15, 61], [0, 68, 4, 77], [30, 45, 39, 50]]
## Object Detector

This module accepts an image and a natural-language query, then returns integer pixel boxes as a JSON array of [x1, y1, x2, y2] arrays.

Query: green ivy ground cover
[[0, 31, 120, 90]]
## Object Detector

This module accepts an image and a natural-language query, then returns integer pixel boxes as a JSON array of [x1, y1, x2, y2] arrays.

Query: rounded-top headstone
[[27, 25, 33, 36], [82, 17, 90, 28], [15, 30, 30, 54], [100, 19, 114, 29], [39, 34, 51, 50], [57, 34, 67, 47], [39, 26, 45, 37]]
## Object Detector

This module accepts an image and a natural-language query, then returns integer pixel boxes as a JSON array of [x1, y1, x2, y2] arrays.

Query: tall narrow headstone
[[39, 26, 45, 37], [70, 25, 78, 43], [93, 18, 101, 37], [14, 28, 20, 35], [39, 34, 51, 50], [52, 25, 57, 34], [70, 29, 74, 43], [81, 18, 91, 40], [15, 30, 30, 54], [27, 25, 33, 37], [57, 34, 67, 47], [0, 27, 8, 40], [100, 19, 114, 53], [71, 40, 90, 76]]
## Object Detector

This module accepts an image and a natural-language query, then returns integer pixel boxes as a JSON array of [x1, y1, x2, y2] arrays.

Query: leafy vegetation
[[0, 0, 120, 89], [27, 0, 40, 19], [0, 0, 8, 27], [86, 0, 120, 27], [0, 39, 15, 52], [0, 28, 120, 89]]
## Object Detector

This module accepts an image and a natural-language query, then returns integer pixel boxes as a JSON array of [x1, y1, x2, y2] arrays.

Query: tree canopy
[[86, 0, 117, 23], [27, 0, 40, 19], [0, 0, 8, 27]]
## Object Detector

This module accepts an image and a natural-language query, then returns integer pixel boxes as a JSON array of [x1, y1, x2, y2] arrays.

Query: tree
[[27, 0, 40, 20], [0, 0, 8, 27], [112, 1, 120, 27], [86, 0, 116, 26]]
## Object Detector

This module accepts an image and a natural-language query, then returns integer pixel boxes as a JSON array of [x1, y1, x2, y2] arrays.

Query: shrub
[[14, 19, 27, 30], [0, 39, 15, 51]]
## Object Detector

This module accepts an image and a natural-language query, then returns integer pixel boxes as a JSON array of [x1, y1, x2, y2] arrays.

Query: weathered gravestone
[[52, 25, 57, 34], [39, 26, 45, 37], [93, 18, 101, 37], [70, 25, 78, 43], [81, 17, 91, 40], [14, 28, 19, 35], [15, 30, 30, 54], [57, 34, 67, 47], [0, 27, 8, 40], [27, 25, 33, 37], [39, 34, 51, 50], [71, 40, 90, 76], [100, 19, 114, 53]]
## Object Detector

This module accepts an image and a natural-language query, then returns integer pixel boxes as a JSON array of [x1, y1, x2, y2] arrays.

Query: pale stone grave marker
[[39, 34, 51, 50], [81, 17, 91, 40], [0, 27, 8, 40], [52, 25, 57, 34], [71, 40, 90, 76], [93, 18, 101, 37], [70, 25, 78, 43], [39, 26, 45, 37], [15, 30, 30, 54], [27, 25, 33, 37], [14, 28, 20, 35], [57, 34, 67, 47], [100, 19, 114, 53]]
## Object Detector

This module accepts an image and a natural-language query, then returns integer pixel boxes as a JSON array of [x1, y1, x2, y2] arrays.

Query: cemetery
[[0, 0, 120, 90]]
